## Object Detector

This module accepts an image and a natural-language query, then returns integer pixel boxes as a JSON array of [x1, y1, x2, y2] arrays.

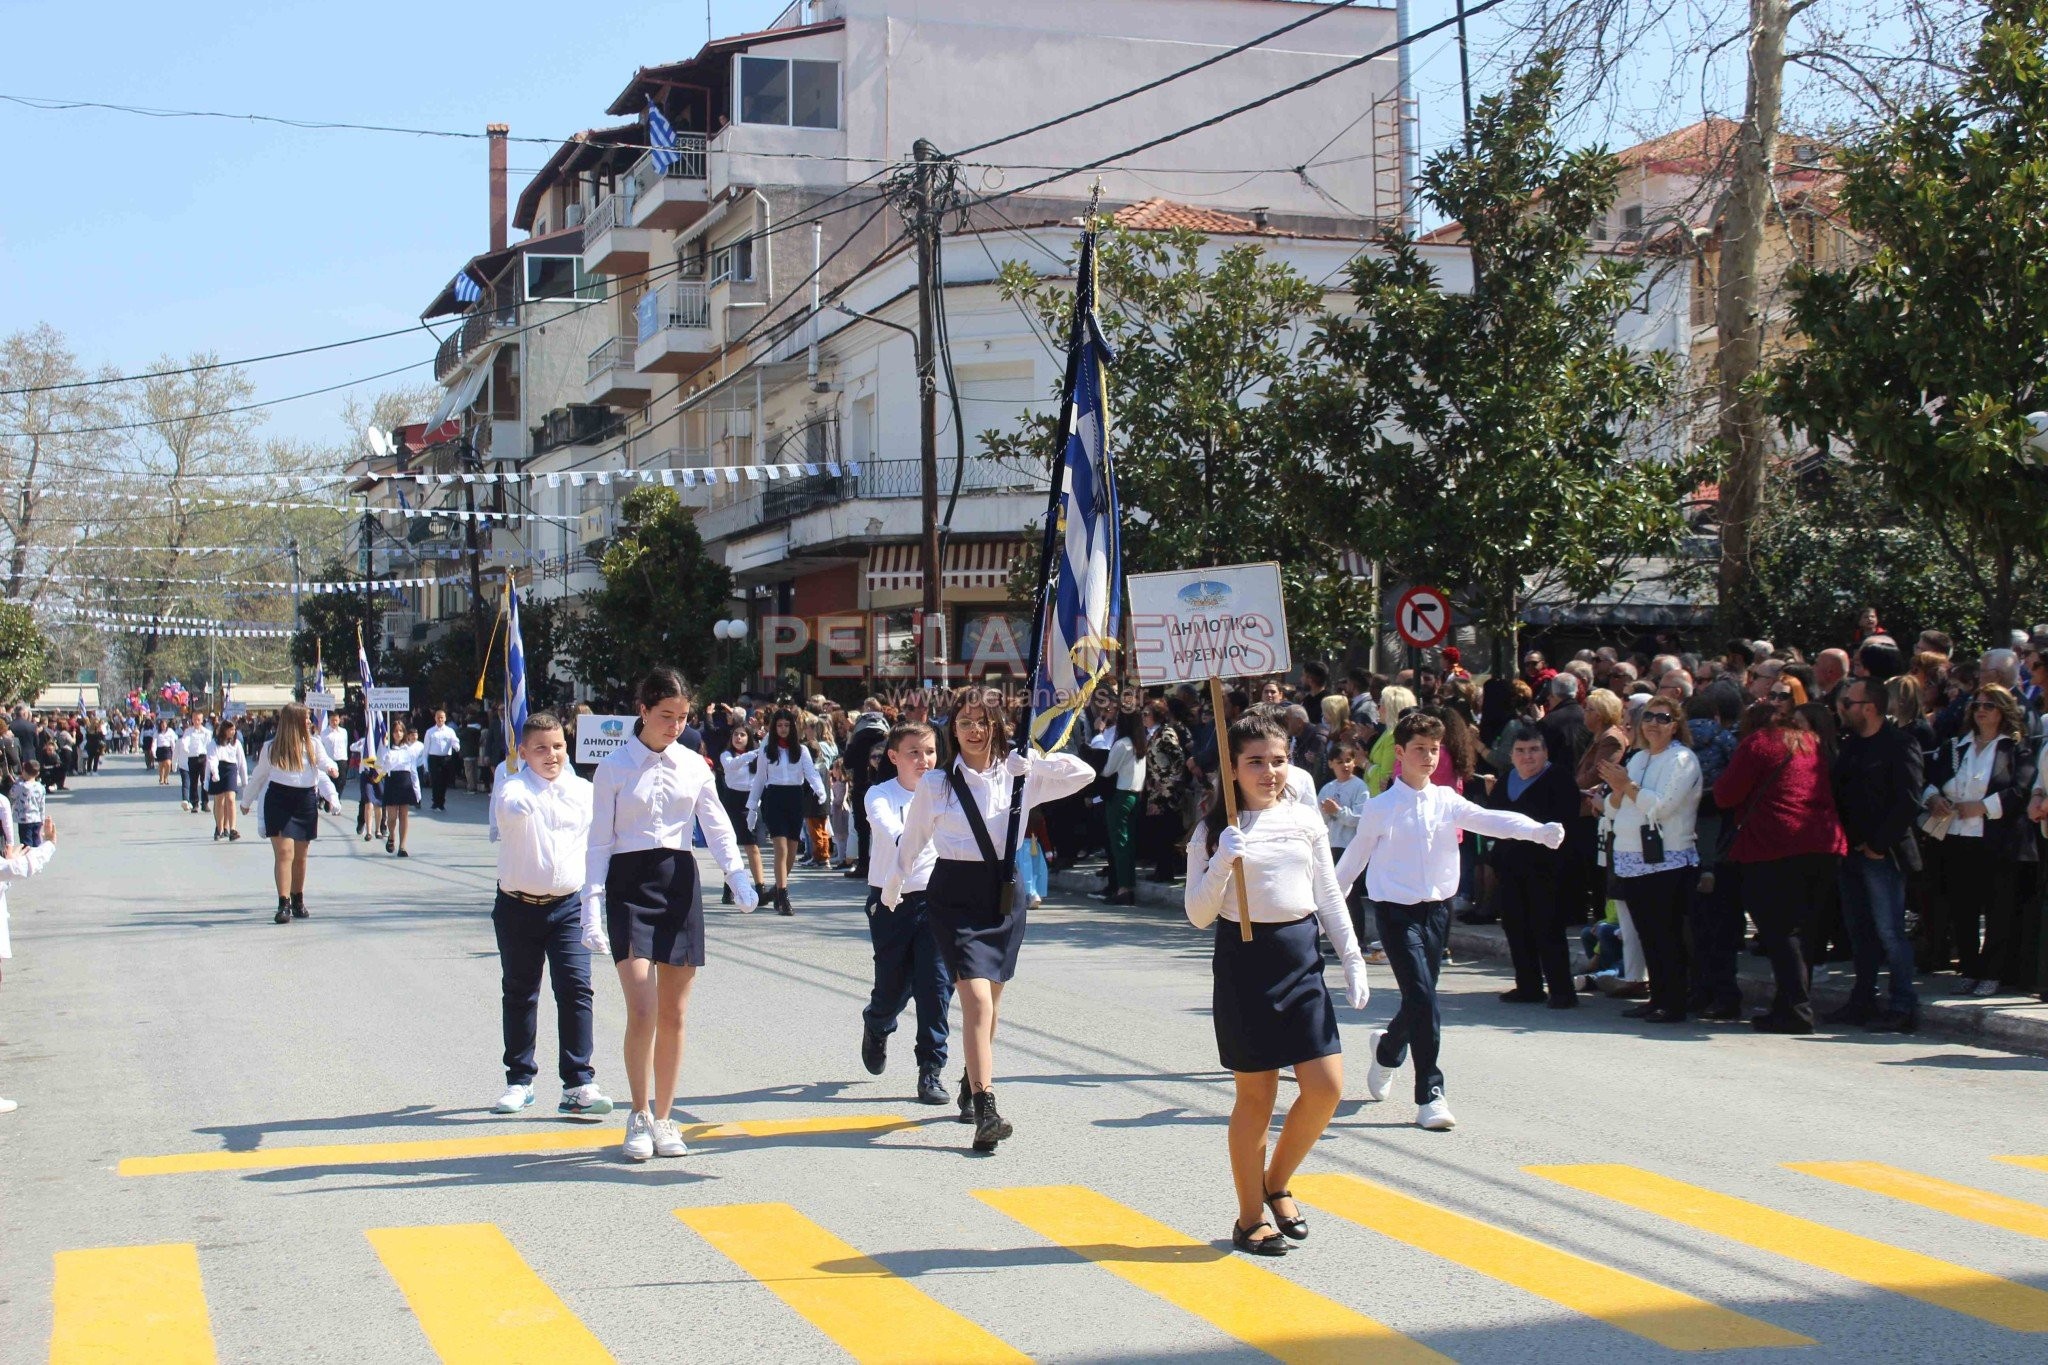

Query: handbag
[[947, 763, 1019, 918]]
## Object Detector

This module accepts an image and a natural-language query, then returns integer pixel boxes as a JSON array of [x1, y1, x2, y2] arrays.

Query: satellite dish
[[365, 426, 394, 459]]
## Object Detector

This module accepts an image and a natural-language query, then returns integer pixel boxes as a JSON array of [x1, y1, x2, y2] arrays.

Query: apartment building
[[415, 0, 1413, 688]]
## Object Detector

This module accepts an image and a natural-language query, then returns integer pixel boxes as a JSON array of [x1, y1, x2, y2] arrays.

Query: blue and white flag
[[311, 649, 327, 721], [647, 98, 680, 175], [357, 627, 385, 756], [504, 582, 529, 767], [1029, 228, 1122, 753], [452, 270, 482, 305]]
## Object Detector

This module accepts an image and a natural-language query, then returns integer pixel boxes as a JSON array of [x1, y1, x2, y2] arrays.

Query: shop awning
[[865, 540, 1024, 593], [426, 345, 498, 430]]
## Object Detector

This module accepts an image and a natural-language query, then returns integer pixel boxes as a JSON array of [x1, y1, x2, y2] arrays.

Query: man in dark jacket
[[1487, 724, 1586, 1007], [1537, 675, 1586, 769], [1830, 676, 1925, 1030], [841, 700, 891, 880]]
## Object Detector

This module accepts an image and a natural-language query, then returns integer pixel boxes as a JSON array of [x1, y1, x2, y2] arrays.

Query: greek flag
[[504, 582, 529, 768], [311, 651, 327, 721], [452, 270, 481, 305], [647, 98, 679, 174], [1029, 226, 1122, 753], [357, 627, 385, 756]]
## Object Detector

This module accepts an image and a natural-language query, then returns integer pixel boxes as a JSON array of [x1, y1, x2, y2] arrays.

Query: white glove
[[881, 883, 904, 910], [1539, 822, 1566, 849], [731, 874, 760, 913], [1213, 825, 1247, 866], [579, 898, 609, 955], [1340, 955, 1371, 1011], [1003, 750, 1032, 777], [746, 805, 760, 832]]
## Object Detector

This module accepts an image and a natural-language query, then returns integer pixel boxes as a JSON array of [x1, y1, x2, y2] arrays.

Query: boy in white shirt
[[861, 722, 952, 1106], [489, 713, 613, 1120], [1336, 711, 1565, 1131]]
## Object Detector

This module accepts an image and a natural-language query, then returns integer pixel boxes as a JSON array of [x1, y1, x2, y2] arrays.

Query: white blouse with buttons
[[584, 734, 749, 921]]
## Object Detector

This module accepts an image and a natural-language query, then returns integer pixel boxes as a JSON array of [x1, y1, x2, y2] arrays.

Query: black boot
[[957, 1074, 975, 1124], [274, 895, 292, 925], [776, 887, 794, 917], [972, 1088, 1013, 1153], [291, 893, 307, 920]]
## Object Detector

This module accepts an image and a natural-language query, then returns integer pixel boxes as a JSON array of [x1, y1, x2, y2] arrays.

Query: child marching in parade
[[748, 707, 826, 917], [242, 703, 342, 923], [206, 718, 246, 842], [1335, 710, 1566, 1130], [860, 721, 952, 1105], [584, 668, 759, 1162], [489, 713, 612, 1120], [1186, 713, 1371, 1257]]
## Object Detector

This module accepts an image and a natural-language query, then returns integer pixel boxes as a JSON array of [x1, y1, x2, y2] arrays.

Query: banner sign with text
[[364, 686, 411, 713], [575, 714, 636, 765], [1125, 562, 1292, 685]]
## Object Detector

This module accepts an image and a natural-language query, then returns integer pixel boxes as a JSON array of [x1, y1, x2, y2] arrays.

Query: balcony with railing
[[432, 290, 520, 382], [634, 282, 715, 374], [585, 336, 654, 407], [626, 138, 711, 231], [582, 189, 651, 276], [693, 456, 1048, 545]]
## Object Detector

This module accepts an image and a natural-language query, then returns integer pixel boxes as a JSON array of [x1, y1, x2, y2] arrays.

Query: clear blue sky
[[0, 1, 1621, 449]]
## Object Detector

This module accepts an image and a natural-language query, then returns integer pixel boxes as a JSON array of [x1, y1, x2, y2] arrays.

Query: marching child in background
[[489, 713, 613, 1122], [1336, 711, 1566, 1132], [1317, 740, 1371, 949], [353, 730, 384, 843], [9, 763, 45, 848], [206, 719, 246, 843], [860, 722, 953, 1106], [0, 808, 58, 1114], [1186, 713, 1370, 1258]]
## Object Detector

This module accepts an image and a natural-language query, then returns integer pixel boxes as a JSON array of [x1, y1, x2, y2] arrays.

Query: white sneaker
[[1364, 1028, 1396, 1102], [491, 1083, 535, 1115], [622, 1109, 656, 1162], [558, 1083, 614, 1119], [1417, 1096, 1457, 1131], [0, 1097, 16, 1113], [1974, 979, 2002, 998], [652, 1117, 689, 1158]]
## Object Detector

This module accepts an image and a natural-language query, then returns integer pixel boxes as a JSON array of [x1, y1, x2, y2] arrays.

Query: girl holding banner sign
[[1185, 713, 1371, 1257], [882, 686, 1094, 1153]]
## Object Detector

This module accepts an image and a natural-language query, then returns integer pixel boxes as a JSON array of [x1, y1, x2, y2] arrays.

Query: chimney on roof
[[1249, 206, 1270, 232], [487, 123, 509, 252]]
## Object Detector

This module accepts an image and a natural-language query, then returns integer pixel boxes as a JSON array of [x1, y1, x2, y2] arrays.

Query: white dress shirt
[[242, 740, 341, 811], [866, 778, 936, 892], [749, 744, 827, 806], [882, 751, 1094, 905], [322, 724, 350, 767], [1184, 800, 1369, 1007], [381, 740, 426, 778], [424, 723, 461, 758], [493, 765, 593, 897], [1336, 778, 1564, 904], [719, 749, 759, 792], [584, 735, 753, 939], [0, 837, 56, 961], [205, 739, 247, 785], [1929, 736, 2005, 838], [180, 726, 211, 760], [1103, 738, 1147, 793]]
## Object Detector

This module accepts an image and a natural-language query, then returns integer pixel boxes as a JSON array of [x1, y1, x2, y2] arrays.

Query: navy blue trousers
[[491, 890, 596, 1088], [863, 888, 953, 1073], [1374, 899, 1451, 1104]]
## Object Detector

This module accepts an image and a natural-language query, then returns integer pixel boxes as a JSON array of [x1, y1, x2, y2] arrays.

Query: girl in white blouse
[[584, 668, 759, 1163], [1186, 713, 1370, 1257], [748, 708, 827, 916], [205, 719, 248, 843], [714, 725, 767, 905], [241, 703, 342, 923], [882, 686, 1094, 1152], [379, 720, 426, 858]]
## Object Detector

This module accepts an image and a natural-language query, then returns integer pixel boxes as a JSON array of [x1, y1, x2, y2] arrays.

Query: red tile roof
[[1111, 198, 1285, 235]]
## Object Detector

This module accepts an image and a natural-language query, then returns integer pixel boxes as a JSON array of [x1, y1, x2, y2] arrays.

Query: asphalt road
[[5, 763, 2048, 1364]]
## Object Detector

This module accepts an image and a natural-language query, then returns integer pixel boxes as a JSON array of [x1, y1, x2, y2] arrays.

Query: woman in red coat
[[1713, 702, 1848, 1033]]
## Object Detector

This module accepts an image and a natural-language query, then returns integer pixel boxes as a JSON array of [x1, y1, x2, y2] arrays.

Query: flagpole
[[501, 583, 521, 775]]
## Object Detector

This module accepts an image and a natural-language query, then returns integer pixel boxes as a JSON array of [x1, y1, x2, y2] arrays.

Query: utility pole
[[900, 138, 950, 687], [287, 535, 304, 697]]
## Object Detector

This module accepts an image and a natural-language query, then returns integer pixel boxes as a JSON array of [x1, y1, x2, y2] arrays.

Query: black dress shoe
[[1699, 1001, 1744, 1021], [1643, 1008, 1689, 1024], [860, 1022, 886, 1075], [1751, 1014, 1816, 1035], [1264, 1189, 1308, 1241], [1620, 1002, 1657, 1019], [1232, 1221, 1290, 1256], [1820, 1002, 1875, 1026], [1864, 1009, 1920, 1034], [1498, 988, 1547, 1004], [1546, 993, 1579, 1009]]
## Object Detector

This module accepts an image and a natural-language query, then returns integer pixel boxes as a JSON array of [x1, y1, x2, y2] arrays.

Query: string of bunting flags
[[364, 459, 862, 489], [40, 572, 508, 593], [52, 607, 289, 629], [44, 620, 296, 639]]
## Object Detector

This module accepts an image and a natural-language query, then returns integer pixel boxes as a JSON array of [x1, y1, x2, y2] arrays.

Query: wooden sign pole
[[1208, 676, 1254, 942]]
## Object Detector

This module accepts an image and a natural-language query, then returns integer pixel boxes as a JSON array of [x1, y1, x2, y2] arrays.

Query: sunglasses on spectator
[[1640, 711, 1677, 725], [1972, 700, 2002, 711], [1769, 690, 1796, 702]]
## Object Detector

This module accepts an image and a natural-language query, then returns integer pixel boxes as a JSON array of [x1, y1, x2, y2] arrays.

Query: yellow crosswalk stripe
[[1792, 1162, 2048, 1242], [50, 1243, 218, 1364], [1292, 1173, 1811, 1351], [1531, 1163, 2048, 1332], [1996, 1155, 2048, 1179], [366, 1223, 614, 1365], [674, 1203, 1027, 1365], [975, 1185, 1447, 1365], [119, 1113, 913, 1176]]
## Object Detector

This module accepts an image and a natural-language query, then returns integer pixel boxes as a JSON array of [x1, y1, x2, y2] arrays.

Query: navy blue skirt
[[606, 847, 704, 967], [719, 786, 758, 847], [263, 783, 319, 842], [760, 783, 805, 840], [926, 858, 1025, 983], [1212, 915, 1340, 1073]]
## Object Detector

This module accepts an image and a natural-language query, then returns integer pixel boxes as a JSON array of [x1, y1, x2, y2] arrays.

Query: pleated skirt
[[263, 784, 319, 842]]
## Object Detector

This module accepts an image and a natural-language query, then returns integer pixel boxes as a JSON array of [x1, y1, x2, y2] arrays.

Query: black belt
[[498, 886, 575, 906]]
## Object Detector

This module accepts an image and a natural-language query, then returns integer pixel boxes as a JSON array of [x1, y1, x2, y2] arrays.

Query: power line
[[0, 324, 434, 397]]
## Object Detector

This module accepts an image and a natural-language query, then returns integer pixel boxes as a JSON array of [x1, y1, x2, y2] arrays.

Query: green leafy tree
[[289, 562, 389, 690], [1772, 0, 2048, 639], [565, 486, 732, 696], [1300, 52, 1705, 661], [0, 601, 49, 705], [988, 226, 1373, 663]]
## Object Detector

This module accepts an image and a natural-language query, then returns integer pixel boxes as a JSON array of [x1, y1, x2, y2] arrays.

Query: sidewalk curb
[[1049, 867, 2048, 1059]]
